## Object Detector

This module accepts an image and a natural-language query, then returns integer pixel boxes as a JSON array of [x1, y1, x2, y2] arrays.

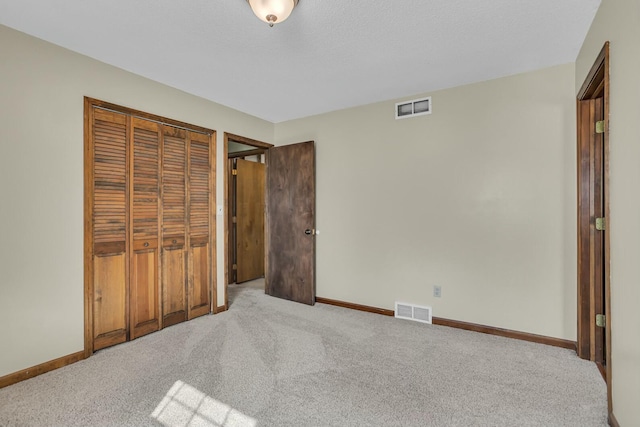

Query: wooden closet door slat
[[161, 127, 188, 327], [129, 118, 160, 339], [188, 131, 212, 320], [92, 108, 128, 350]]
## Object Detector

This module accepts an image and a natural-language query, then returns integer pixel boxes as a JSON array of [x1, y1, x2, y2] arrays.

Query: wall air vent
[[395, 302, 433, 324], [395, 97, 432, 119]]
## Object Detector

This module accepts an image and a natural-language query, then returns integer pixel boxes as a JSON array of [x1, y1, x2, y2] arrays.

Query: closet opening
[[84, 97, 216, 356]]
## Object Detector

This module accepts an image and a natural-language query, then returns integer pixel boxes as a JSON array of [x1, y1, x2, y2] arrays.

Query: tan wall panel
[[275, 63, 577, 340], [575, 1, 640, 424], [0, 24, 273, 377]]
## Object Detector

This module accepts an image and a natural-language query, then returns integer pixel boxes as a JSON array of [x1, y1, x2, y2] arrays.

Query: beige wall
[[576, 0, 640, 424], [0, 24, 273, 377], [2, 15, 615, 409], [275, 63, 577, 340]]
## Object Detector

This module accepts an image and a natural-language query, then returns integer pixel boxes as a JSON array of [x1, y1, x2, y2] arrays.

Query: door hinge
[[595, 217, 606, 231], [232, 216, 237, 224], [232, 169, 238, 176], [232, 264, 237, 270], [595, 120, 606, 134], [596, 314, 606, 328]]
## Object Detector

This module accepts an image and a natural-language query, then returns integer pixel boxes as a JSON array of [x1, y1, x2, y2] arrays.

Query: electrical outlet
[[433, 285, 442, 298]]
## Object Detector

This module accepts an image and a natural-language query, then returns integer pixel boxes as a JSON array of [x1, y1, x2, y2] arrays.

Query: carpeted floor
[[0, 279, 607, 426]]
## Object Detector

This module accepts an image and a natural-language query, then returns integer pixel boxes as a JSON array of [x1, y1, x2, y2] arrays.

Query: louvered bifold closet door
[[91, 108, 129, 351], [129, 118, 161, 339], [187, 131, 213, 319], [161, 126, 188, 327]]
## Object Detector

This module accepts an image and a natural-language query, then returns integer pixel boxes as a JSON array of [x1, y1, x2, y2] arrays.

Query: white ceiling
[[0, 0, 600, 123]]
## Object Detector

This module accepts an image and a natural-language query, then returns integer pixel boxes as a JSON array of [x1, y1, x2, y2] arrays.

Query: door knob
[[305, 229, 314, 235]]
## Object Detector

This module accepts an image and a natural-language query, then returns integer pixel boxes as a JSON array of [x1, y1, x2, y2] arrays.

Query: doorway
[[576, 42, 611, 413], [224, 135, 317, 309], [224, 133, 273, 308]]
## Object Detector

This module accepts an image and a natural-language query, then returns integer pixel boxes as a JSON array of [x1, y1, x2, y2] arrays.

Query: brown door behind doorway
[[236, 158, 266, 283], [266, 141, 316, 305]]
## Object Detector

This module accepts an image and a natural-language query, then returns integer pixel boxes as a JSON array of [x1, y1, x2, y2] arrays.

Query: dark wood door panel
[[577, 98, 606, 363], [593, 97, 605, 364], [266, 141, 315, 305]]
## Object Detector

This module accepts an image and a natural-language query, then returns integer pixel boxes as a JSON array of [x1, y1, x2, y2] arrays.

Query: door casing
[[576, 41, 611, 415]]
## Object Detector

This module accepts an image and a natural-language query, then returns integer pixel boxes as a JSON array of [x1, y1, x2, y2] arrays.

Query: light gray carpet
[[0, 279, 607, 426]]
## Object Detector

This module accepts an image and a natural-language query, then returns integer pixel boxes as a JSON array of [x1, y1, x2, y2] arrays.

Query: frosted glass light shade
[[248, 0, 298, 26]]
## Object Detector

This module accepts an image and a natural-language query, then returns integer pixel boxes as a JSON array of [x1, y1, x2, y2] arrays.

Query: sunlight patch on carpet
[[151, 380, 257, 427]]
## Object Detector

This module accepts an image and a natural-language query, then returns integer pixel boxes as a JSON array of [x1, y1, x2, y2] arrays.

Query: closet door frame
[[84, 97, 216, 357]]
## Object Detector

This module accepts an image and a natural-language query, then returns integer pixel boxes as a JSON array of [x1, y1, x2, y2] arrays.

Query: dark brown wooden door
[[236, 159, 265, 283], [593, 97, 605, 366], [161, 126, 187, 327], [91, 108, 128, 351], [266, 141, 315, 305], [577, 97, 606, 364], [129, 118, 161, 339]]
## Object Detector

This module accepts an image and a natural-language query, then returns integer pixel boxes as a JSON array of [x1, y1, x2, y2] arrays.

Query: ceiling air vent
[[395, 97, 432, 119]]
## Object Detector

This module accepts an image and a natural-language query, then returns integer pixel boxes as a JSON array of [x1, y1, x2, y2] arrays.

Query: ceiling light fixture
[[247, 0, 299, 27]]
